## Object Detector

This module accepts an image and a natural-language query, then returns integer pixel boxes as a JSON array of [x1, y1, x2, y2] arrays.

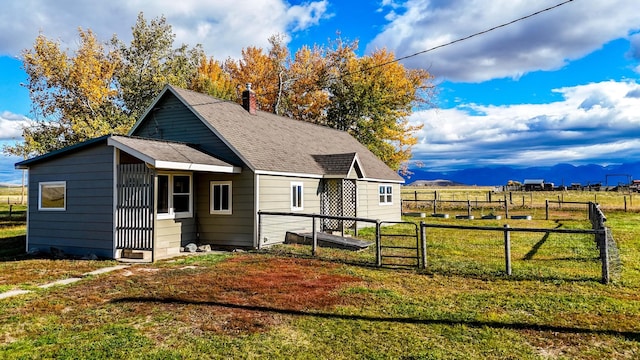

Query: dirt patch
[[118, 256, 360, 336], [14, 255, 360, 338]]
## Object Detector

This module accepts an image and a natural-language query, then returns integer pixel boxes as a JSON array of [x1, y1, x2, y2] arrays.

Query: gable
[[130, 92, 244, 167]]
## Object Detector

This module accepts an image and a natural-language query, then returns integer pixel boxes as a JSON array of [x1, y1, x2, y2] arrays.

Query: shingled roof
[[108, 136, 240, 173], [134, 85, 403, 182]]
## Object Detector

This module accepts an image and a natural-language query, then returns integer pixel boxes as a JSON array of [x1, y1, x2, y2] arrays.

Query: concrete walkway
[[0, 265, 129, 300]]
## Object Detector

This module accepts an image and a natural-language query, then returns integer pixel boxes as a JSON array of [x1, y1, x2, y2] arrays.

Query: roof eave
[[14, 135, 110, 169], [154, 160, 241, 173], [108, 137, 240, 174]]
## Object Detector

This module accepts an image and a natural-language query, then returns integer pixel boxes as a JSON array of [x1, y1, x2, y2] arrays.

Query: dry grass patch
[[111, 255, 360, 336], [0, 257, 119, 290], [2, 255, 360, 343]]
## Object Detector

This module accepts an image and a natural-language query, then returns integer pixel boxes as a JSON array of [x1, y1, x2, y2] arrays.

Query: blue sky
[[1, 0, 640, 183]]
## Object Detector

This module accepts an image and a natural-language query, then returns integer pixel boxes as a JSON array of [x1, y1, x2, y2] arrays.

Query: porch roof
[[108, 136, 241, 173]]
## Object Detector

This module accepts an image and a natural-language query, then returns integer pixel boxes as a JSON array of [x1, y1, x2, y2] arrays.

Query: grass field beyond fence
[[402, 186, 640, 213]]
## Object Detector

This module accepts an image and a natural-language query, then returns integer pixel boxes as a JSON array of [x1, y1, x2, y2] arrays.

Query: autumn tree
[[281, 45, 330, 124], [112, 13, 204, 119], [3, 28, 123, 156], [4, 13, 204, 157], [225, 34, 289, 113], [191, 55, 236, 100], [324, 39, 431, 171]]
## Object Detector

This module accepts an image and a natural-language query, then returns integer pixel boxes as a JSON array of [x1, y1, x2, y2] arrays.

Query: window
[[210, 181, 232, 214], [379, 185, 393, 205], [39, 181, 66, 211], [291, 182, 303, 210], [157, 174, 192, 219]]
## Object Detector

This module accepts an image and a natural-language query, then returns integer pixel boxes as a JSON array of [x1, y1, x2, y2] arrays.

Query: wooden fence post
[[545, 200, 549, 220], [376, 220, 382, 267], [601, 227, 610, 284], [312, 215, 318, 257], [624, 196, 627, 212], [504, 224, 512, 276], [433, 199, 437, 215], [557, 195, 561, 209], [467, 200, 471, 218], [257, 212, 262, 250], [420, 221, 427, 269], [504, 195, 509, 218]]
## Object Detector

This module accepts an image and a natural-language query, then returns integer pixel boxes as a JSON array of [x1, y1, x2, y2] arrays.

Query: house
[[16, 85, 404, 261], [523, 179, 545, 191]]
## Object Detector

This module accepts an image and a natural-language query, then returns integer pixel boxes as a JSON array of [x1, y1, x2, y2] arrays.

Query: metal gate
[[378, 221, 420, 268], [115, 163, 154, 250], [321, 179, 357, 232]]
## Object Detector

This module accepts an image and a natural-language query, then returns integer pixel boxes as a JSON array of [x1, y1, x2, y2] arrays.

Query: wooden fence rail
[[417, 221, 608, 283], [258, 208, 614, 284]]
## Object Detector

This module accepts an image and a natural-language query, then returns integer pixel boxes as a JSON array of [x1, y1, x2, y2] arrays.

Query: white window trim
[[38, 181, 66, 211], [157, 173, 193, 220], [379, 184, 393, 206], [291, 182, 304, 211], [210, 181, 232, 215]]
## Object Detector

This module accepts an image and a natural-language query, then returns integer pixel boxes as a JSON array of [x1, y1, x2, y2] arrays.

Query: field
[[402, 186, 640, 213], [0, 186, 26, 258], [0, 187, 639, 358]]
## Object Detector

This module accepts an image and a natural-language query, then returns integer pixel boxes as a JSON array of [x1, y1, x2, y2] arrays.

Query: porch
[[109, 136, 241, 262]]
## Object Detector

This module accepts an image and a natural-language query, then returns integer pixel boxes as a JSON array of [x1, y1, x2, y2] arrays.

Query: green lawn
[[1, 189, 639, 358]]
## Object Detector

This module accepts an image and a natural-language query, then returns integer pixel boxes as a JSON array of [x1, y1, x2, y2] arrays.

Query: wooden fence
[[258, 206, 615, 284]]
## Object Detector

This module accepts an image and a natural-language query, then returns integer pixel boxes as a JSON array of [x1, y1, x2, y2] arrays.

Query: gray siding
[[356, 181, 402, 226], [27, 144, 115, 258], [132, 94, 243, 166], [258, 174, 322, 246], [195, 171, 255, 248]]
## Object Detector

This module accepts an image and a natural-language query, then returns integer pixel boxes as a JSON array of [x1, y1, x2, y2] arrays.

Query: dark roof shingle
[[167, 86, 403, 182]]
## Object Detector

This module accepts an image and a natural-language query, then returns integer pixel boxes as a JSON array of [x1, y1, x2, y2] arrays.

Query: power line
[[231, 0, 576, 103], [357, 0, 575, 74]]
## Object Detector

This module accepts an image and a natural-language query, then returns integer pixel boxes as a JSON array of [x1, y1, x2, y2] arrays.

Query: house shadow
[[111, 296, 640, 342]]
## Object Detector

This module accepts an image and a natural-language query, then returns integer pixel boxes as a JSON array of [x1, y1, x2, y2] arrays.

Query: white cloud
[[287, 1, 329, 32], [0, 0, 329, 59], [0, 111, 30, 140], [368, 0, 640, 82], [410, 80, 640, 170]]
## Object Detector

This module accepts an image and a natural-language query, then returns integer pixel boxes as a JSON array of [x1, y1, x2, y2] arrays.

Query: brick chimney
[[242, 83, 257, 115]]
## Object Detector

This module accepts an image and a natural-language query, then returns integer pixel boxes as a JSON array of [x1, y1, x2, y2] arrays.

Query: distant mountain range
[[404, 162, 640, 187]]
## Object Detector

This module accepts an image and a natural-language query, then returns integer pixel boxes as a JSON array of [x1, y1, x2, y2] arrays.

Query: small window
[[157, 174, 192, 219], [39, 182, 66, 211], [379, 185, 393, 205], [157, 175, 169, 214], [173, 175, 191, 213], [291, 182, 303, 210], [210, 181, 232, 214]]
